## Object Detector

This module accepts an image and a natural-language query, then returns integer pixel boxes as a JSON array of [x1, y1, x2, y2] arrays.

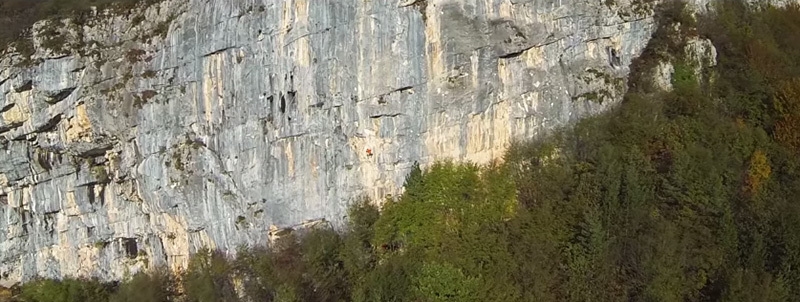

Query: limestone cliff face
[[0, 0, 703, 283]]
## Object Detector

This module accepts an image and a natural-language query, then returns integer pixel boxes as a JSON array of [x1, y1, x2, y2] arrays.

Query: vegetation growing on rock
[[0, 0, 162, 55]]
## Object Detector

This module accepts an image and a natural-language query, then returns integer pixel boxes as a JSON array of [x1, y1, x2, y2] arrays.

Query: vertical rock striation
[[0, 0, 715, 283]]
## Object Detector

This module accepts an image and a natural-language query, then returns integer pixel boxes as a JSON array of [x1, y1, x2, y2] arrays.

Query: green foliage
[[412, 262, 482, 302], [109, 268, 176, 302], [0, 0, 163, 57], [352, 254, 416, 302], [90, 165, 109, 182], [374, 162, 516, 255], [182, 249, 235, 302], [299, 228, 348, 302], [231, 246, 276, 301], [18, 278, 110, 302], [340, 199, 379, 300]]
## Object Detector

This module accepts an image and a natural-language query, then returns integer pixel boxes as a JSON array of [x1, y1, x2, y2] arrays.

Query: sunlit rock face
[[0, 0, 690, 283]]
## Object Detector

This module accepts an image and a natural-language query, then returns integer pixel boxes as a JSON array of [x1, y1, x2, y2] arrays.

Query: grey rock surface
[[0, 0, 710, 283]]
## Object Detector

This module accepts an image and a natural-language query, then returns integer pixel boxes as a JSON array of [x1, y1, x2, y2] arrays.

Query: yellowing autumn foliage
[[774, 78, 800, 152], [745, 149, 771, 195]]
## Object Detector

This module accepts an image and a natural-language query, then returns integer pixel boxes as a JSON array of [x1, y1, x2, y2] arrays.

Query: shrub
[[0, 0, 163, 55], [182, 249, 236, 302], [109, 267, 177, 302], [18, 278, 111, 302]]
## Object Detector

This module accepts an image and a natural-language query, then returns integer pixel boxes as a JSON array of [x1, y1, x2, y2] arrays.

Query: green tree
[[18, 278, 110, 302], [412, 262, 482, 302], [109, 268, 177, 302], [182, 249, 236, 302]]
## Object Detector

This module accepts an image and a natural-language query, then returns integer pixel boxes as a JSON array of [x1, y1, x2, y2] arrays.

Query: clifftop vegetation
[[6, 0, 800, 301], [0, 0, 158, 54]]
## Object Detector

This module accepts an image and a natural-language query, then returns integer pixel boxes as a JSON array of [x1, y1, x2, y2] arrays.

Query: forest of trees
[[4, 0, 800, 301]]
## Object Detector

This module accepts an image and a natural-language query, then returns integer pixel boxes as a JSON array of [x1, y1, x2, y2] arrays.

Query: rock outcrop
[[0, 0, 710, 284]]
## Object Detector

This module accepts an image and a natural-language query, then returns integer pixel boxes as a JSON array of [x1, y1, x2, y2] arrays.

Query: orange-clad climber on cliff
[[366, 148, 373, 156]]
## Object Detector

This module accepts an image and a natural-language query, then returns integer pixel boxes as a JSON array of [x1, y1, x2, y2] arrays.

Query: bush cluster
[[0, 0, 159, 53]]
